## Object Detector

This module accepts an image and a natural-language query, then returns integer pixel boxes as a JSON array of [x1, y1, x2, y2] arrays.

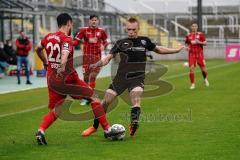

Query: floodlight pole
[[197, 0, 203, 32]]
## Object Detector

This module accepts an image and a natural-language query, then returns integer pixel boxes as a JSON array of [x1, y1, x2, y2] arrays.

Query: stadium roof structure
[[0, 0, 126, 41], [0, 0, 36, 17], [105, 0, 240, 14], [0, 0, 125, 17]]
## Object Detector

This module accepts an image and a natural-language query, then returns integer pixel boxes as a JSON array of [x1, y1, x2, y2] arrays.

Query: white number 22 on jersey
[[46, 42, 61, 63]]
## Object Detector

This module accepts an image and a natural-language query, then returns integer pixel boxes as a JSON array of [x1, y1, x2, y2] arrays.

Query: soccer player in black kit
[[81, 17, 184, 137]]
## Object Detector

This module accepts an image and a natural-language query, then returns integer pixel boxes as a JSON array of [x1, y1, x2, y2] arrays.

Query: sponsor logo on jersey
[[130, 47, 146, 51], [89, 37, 98, 43], [96, 32, 101, 36]]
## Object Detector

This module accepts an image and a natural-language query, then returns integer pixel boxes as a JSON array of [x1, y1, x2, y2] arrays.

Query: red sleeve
[[16, 39, 25, 48], [101, 30, 108, 48], [75, 28, 85, 41], [72, 39, 79, 46], [200, 33, 206, 42], [26, 40, 32, 51]]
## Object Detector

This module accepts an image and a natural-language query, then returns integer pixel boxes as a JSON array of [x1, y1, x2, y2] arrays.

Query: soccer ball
[[183, 62, 189, 67], [110, 124, 126, 140]]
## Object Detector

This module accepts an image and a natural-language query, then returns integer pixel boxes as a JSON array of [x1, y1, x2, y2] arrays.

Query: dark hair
[[57, 13, 72, 27], [89, 15, 99, 20], [191, 21, 198, 25], [128, 17, 139, 24]]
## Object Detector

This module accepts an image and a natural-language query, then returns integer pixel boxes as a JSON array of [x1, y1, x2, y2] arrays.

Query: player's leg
[[80, 65, 91, 105], [88, 67, 101, 89], [70, 75, 116, 137], [198, 54, 209, 87], [201, 66, 209, 86], [189, 65, 195, 89], [129, 86, 143, 136], [16, 56, 21, 84], [82, 89, 117, 137], [23, 57, 32, 84], [36, 90, 65, 145], [189, 54, 196, 89]]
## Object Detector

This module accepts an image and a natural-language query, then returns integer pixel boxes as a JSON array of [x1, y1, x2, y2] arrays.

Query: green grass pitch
[[0, 60, 239, 160]]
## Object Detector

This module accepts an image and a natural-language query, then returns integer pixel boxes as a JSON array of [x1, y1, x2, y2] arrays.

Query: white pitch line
[[0, 86, 46, 95], [0, 105, 47, 118], [0, 62, 237, 119], [164, 62, 237, 80]]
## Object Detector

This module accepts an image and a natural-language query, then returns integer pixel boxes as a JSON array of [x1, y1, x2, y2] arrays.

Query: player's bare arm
[[196, 39, 207, 46], [90, 53, 113, 68], [57, 50, 70, 73], [36, 46, 48, 70], [153, 44, 184, 54]]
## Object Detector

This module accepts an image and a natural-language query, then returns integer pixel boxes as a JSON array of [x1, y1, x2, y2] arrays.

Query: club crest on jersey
[[63, 43, 69, 49], [141, 40, 146, 46], [97, 32, 101, 36]]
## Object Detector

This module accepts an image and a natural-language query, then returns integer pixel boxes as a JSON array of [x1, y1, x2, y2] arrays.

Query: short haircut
[[128, 17, 139, 24], [191, 21, 198, 26], [57, 13, 72, 27], [90, 15, 99, 20]]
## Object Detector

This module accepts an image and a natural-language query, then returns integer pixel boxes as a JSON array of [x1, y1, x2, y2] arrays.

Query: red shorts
[[82, 54, 101, 80], [188, 51, 205, 67], [47, 72, 93, 109]]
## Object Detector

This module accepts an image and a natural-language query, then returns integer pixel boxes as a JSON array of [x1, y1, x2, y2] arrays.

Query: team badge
[[63, 43, 70, 49]]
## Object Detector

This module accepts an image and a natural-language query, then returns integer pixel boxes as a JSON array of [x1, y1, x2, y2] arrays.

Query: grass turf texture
[[0, 60, 239, 160]]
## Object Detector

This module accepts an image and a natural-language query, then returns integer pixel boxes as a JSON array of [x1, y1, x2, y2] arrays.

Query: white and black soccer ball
[[110, 124, 126, 140]]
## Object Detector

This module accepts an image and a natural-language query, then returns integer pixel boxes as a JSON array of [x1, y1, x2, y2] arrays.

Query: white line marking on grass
[[0, 87, 46, 95], [0, 62, 237, 118], [164, 62, 237, 80], [0, 105, 47, 118]]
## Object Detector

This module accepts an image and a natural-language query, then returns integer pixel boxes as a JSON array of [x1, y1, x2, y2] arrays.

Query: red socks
[[39, 111, 57, 132], [91, 101, 110, 130], [202, 70, 207, 79], [189, 72, 195, 84]]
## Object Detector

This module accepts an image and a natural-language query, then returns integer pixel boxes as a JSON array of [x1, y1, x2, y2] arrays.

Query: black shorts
[[108, 77, 144, 95]]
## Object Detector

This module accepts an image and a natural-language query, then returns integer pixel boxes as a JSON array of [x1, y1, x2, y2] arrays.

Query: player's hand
[[100, 45, 105, 51], [176, 43, 185, 52], [89, 63, 97, 70], [191, 40, 197, 44], [56, 67, 65, 77], [195, 39, 201, 44]]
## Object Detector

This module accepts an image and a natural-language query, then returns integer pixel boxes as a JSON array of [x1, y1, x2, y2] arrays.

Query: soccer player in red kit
[[35, 13, 118, 145], [73, 15, 108, 105], [185, 23, 209, 89]]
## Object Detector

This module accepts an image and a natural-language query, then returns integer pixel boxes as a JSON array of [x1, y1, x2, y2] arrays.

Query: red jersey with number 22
[[40, 31, 74, 77]]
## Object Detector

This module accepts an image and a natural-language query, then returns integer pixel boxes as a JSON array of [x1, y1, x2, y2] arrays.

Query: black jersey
[[110, 36, 156, 80]]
